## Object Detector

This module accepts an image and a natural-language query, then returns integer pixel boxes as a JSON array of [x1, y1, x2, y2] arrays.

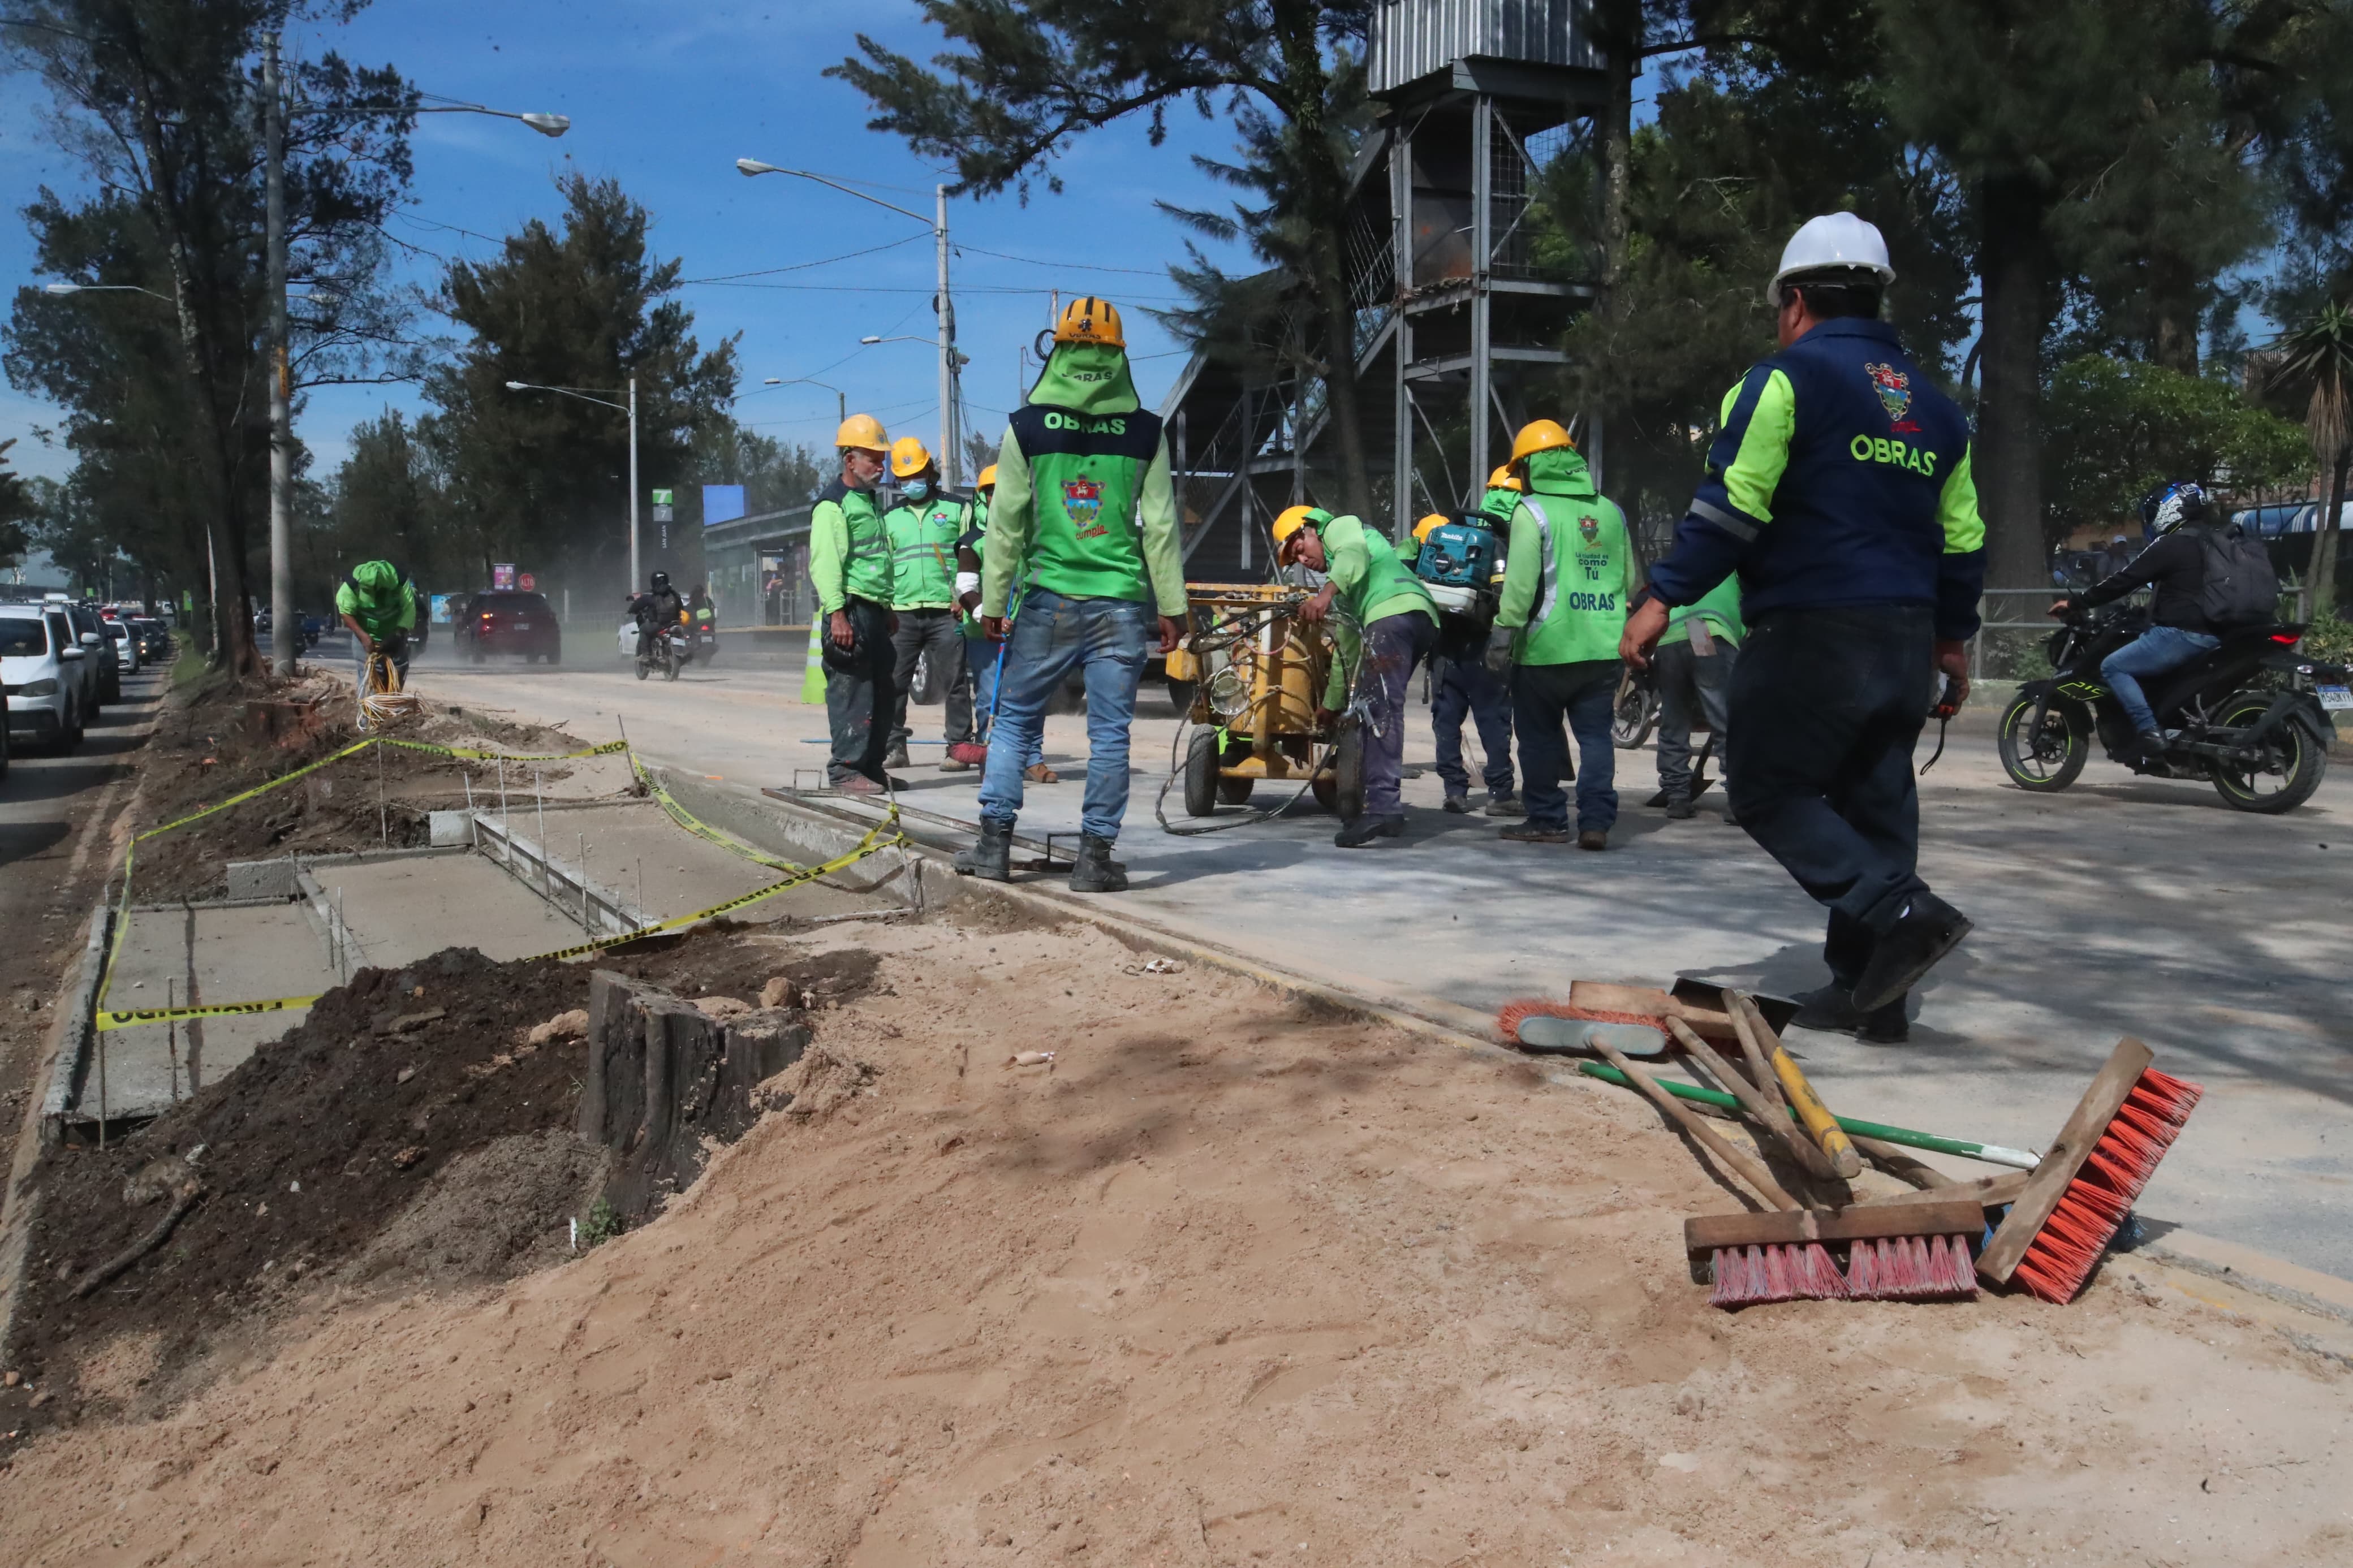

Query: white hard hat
[[1768, 213, 1895, 305]]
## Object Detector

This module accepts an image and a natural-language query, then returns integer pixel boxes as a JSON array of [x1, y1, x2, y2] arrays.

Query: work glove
[[1483, 624, 1518, 674]]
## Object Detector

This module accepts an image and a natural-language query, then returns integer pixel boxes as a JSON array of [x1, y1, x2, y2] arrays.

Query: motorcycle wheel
[[663, 655, 680, 682], [1612, 665, 1657, 749], [635, 660, 649, 682], [1997, 694, 2087, 792], [2208, 694, 2326, 814]]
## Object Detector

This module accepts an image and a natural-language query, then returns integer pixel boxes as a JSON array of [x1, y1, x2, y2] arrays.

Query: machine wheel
[[1997, 695, 2088, 792], [1165, 676, 1197, 715], [1217, 776, 1255, 805], [1612, 664, 1657, 749], [1182, 728, 1221, 818], [2209, 694, 2326, 814]]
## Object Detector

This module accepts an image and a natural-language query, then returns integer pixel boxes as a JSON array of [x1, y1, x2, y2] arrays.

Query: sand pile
[[0, 917, 2345, 1566]]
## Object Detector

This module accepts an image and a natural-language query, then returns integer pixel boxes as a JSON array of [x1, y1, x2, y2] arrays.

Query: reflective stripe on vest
[[1523, 499, 1559, 624]]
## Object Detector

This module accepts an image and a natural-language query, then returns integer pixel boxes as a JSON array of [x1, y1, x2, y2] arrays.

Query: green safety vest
[[886, 495, 963, 609], [1507, 494, 1631, 666], [810, 480, 892, 610]]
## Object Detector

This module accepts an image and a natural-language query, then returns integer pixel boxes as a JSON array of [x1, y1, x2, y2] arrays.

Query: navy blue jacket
[[1648, 319, 1986, 641]]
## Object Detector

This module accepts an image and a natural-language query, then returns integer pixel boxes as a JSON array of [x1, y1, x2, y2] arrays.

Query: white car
[[102, 619, 140, 673], [2, 604, 89, 751]]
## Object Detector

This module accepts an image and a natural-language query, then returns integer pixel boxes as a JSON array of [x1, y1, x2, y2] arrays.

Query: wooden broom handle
[[1589, 1034, 1800, 1213]]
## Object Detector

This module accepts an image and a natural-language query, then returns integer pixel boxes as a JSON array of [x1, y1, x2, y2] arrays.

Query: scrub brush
[[1977, 1038, 2202, 1303]]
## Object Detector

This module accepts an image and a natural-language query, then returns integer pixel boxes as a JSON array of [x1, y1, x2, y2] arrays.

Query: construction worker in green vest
[[1651, 573, 1744, 823], [806, 413, 899, 794], [1489, 418, 1635, 850], [882, 435, 976, 772], [335, 559, 418, 689], [957, 296, 1188, 893], [1275, 505, 1440, 848], [1480, 465, 1524, 527]]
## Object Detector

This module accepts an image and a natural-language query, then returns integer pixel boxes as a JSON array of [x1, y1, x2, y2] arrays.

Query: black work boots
[[1067, 832, 1127, 892], [953, 817, 1012, 881]]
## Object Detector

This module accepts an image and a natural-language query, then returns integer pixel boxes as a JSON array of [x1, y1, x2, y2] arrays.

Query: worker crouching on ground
[[955, 297, 1187, 892], [1276, 505, 1440, 848], [337, 559, 419, 685], [882, 435, 977, 772], [1492, 421, 1634, 850], [1622, 213, 1984, 1041], [955, 463, 1050, 777], [808, 414, 902, 796], [1654, 573, 1744, 823]]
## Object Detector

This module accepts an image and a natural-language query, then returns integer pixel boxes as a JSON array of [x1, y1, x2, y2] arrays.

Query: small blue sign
[[703, 484, 747, 526]]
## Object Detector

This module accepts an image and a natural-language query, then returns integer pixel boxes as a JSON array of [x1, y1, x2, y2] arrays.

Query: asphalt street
[[394, 633, 2353, 1280]]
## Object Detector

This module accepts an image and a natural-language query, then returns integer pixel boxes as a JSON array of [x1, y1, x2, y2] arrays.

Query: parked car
[[101, 619, 140, 674], [458, 590, 561, 663], [2, 605, 88, 752]]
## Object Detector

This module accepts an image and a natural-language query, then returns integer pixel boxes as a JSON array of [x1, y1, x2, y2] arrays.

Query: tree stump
[[577, 970, 809, 1223]]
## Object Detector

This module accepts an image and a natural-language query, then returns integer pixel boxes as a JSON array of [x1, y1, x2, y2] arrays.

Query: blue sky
[[1, 0, 1252, 483]]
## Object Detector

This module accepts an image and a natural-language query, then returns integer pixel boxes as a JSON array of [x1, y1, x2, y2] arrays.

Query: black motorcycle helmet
[[650, 571, 671, 592]]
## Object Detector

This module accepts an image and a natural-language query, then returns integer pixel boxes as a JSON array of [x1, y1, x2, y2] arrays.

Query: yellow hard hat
[[835, 413, 887, 452], [1053, 295, 1126, 349], [889, 435, 933, 478], [976, 463, 997, 491], [1511, 418, 1576, 462], [1270, 504, 1325, 545], [1487, 466, 1524, 492], [1413, 513, 1447, 542]]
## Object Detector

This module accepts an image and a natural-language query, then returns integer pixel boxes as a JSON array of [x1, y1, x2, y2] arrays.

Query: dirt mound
[[1, 915, 2343, 1565], [128, 672, 597, 902]]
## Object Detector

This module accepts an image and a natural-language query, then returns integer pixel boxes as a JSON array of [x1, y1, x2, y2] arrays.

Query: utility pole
[[627, 374, 641, 593], [264, 32, 295, 677], [936, 184, 959, 490]]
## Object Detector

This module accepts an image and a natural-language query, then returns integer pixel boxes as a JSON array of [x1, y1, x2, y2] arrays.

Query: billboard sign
[[703, 484, 747, 526], [492, 562, 516, 590]]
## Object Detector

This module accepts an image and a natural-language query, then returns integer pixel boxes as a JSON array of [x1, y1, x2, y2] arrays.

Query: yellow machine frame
[[1166, 582, 1342, 788]]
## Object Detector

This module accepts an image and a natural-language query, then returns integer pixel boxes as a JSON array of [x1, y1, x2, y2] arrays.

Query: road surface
[[389, 635, 2353, 1280]]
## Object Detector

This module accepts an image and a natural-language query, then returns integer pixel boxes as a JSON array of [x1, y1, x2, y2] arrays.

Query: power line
[[682, 234, 926, 285], [953, 243, 1167, 277]]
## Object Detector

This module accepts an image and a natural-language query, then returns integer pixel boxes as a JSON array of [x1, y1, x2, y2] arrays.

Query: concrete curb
[[653, 762, 2353, 1331], [36, 902, 113, 1143]]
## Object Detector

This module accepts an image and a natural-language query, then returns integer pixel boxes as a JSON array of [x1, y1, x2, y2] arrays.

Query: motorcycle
[[690, 606, 719, 666], [1997, 606, 2350, 814], [635, 620, 689, 682]]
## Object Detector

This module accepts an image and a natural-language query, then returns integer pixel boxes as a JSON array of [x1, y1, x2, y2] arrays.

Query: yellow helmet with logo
[[976, 463, 998, 491], [1413, 513, 1447, 542], [1511, 419, 1576, 462], [835, 413, 888, 452], [889, 435, 933, 478], [1054, 295, 1126, 349], [1270, 504, 1323, 545], [1486, 466, 1524, 492]]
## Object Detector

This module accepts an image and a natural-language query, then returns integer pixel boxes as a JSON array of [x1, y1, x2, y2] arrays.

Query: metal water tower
[[1369, 0, 1606, 532]]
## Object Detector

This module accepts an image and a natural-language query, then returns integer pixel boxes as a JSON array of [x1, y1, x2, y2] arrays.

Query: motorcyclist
[[2049, 482, 2242, 766], [626, 572, 687, 667]]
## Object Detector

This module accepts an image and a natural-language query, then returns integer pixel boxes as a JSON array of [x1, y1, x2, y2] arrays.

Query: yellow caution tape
[[96, 813, 907, 1031], [620, 743, 804, 872]]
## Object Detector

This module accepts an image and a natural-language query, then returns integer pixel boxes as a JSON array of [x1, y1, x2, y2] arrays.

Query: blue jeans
[[2101, 625, 2220, 736], [966, 628, 1044, 767], [1432, 657, 1515, 798], [1511, 659, 1619, 831], [977, 589, 1152, 841]]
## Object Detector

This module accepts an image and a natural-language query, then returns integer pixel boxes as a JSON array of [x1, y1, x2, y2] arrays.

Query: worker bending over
[[1275, 506, 1440, 847], [1491, 421, 1634, 850], [882, 436, 976, 771], [1623, 213, 1983, 1040], [337, 559, 419, 686], [1653, 574, 1744, 822], [808, 414, 900, 796], [956, 463, 1049, 777], [956, 297, 1186, 892]]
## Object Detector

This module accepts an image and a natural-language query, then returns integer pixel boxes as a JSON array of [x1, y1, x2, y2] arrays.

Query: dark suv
[[458, 591, 561, 663]]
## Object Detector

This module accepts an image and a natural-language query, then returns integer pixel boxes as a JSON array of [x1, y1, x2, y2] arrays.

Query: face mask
[[903, 479, 932, 502]]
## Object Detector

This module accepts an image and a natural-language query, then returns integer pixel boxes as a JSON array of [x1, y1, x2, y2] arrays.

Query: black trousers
[[1510, 658, 1620, 831], [822, 597, 895, 784], [1724, 604, 1934, 988]]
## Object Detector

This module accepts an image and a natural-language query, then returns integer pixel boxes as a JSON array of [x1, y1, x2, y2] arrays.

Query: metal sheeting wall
[[1368, 0, 1598, 94]]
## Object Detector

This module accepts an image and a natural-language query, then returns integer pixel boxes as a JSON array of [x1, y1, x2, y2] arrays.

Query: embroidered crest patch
[[1061, 477, 1103, 534], [1864, 361, 1912, 424]]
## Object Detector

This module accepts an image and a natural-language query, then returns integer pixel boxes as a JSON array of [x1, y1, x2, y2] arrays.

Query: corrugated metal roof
[[1368, 0, 1598, 94]]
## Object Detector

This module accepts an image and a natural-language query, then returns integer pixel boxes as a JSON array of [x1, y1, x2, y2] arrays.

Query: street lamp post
[[261, 32, 567, 676], [761, 376, 847, 424], [506, 378, 641, 593], [737, 159, 962, 487]]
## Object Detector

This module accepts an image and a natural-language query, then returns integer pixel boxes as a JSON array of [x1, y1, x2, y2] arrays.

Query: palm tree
[[2266, 303, 2353, 621]]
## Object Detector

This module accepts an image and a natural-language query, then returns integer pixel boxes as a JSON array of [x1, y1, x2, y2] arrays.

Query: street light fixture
[[505, 378, 643, 593], [260, 32, 570, 677], [757, 375, 848, 423], [737, 158, 963, 487], [41, 281, 173, 302]]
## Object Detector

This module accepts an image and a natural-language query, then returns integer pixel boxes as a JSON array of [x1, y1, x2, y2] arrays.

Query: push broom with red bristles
[[1977, 1038, 2202, 1303]]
